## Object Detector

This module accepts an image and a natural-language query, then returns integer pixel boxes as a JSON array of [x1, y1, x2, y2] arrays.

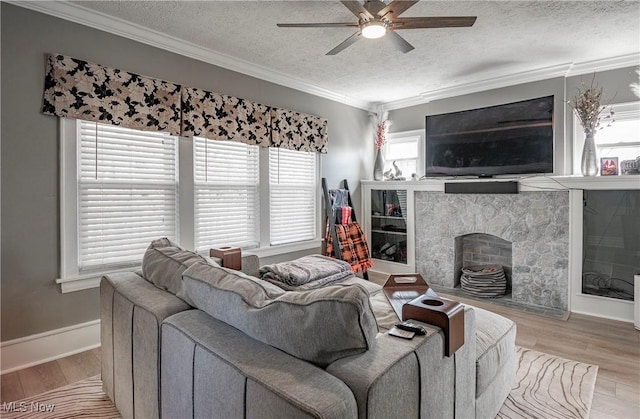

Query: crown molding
[[566, 53, 640, 77], [8, 0, 376, 111], [383, 53, 640, 111], [9, 1, 638, 113], [384, 63, 572, 110]]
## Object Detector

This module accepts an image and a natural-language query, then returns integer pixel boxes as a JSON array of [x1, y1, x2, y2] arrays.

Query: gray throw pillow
[[141, 238, 217, 304], [182, 262, 379, 367]]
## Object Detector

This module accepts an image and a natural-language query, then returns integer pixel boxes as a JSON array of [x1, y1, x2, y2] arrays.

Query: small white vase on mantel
[[581, 131, 598, 176], [373, 149, 384, 181]]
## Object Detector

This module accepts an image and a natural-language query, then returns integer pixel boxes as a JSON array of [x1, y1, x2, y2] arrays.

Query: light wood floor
[[1, 305, 638, 418], [1, 348, 101, 405]]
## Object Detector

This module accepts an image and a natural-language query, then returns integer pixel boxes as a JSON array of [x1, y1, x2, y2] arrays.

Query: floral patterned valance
[[181, 87, 270, 146], [270, 108, 328, 153], [42, 54, 328, 152], [42, 54, 181, 135]]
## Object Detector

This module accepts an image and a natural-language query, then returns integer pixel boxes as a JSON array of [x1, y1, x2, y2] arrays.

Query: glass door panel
[[370, 189, 408, 264], [582, 190, 640, 301]]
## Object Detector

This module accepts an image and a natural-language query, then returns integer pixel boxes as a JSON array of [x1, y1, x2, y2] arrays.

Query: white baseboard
[[0, 319, 101, 375]]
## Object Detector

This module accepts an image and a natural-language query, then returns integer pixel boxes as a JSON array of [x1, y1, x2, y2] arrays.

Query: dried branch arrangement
[[568, 74, 614, 135]]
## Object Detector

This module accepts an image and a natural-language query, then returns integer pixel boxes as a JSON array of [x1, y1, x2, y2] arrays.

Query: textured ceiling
[[70, 0, 640, 107]]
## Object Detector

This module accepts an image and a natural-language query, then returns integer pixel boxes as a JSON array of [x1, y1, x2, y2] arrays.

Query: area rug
[[497, 347, 598, 419], [1, 347, 597, 419], [0, 376, 119, 419]]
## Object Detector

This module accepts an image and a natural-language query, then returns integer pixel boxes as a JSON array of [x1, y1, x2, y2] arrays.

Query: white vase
[[581, 131, 598, 176], [373, 149, 384, 181]]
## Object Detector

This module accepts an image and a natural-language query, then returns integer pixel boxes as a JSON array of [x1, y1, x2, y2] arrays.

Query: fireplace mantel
[[362, 174, 640, 192]]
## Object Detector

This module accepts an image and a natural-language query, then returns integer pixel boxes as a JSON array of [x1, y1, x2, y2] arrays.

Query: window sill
[[56, 266, 141, 293]]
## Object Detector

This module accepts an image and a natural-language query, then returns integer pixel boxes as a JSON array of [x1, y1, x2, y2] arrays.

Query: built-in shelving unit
[[362, 185, 415, 275], [369, 191, 408, 264]]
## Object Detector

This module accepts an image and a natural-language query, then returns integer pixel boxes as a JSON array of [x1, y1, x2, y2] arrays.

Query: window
[[77, 120, 178, 270], [574, 101, 640, 173], [193, 137, 260, 250], [269, 148, 317, 245], [383, 130, 424, 178], [60, 119, 321, 291]]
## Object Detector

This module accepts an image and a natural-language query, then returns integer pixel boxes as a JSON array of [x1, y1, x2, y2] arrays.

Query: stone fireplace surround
[[415, 191, 570, 311]]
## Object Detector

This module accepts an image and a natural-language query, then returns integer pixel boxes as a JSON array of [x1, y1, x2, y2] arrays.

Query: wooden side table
[[382, 274, 429, 317], [382, 273, 465, 357], [210, 247, 242, 270], [402, 296, 465, 357]]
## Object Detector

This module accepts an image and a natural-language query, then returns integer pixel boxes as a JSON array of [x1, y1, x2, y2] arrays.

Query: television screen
[[425, 95, 554, 177]]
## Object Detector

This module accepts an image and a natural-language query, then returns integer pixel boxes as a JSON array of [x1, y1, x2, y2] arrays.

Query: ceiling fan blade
[[392, 16, 477, 29], [364, 0, 388, 16], [341, 1, 374, 19], [277, 23, 359, 28], [377, 1, 418, 19], [326, 32, 361, 55], [387, 31, 414, 53]]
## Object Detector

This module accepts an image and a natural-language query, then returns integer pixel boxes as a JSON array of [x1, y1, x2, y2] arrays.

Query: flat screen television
[[425, 95, 554, 177]]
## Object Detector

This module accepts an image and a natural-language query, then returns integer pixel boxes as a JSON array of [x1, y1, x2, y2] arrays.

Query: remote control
[[388, 326, 415, 340], [395, 320, 426, 335]]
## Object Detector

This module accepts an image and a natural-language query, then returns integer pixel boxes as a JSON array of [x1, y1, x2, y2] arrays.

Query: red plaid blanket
[[325, 222, 373, 273]]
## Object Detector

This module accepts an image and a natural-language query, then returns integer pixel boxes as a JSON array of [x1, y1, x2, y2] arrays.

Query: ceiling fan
[[277, 0, 477, 55]]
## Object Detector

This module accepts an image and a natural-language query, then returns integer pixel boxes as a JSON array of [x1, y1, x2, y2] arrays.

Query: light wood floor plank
[[57, 350, 101, 384], [0, 372, 24, 403], [591, 391, 640, 419], [91, 347, 102, 363], [594, 376, 617, 397], [15, 360, 68, 399], [616, 383, 640, 406]]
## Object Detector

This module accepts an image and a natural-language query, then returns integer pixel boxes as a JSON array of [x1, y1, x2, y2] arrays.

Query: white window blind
[[194, 137, 260, 250], [269, 148, 317, 245], [78, 121, 178, 270]]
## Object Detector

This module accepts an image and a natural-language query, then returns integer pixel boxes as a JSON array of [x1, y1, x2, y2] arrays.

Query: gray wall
[[0, 3, 371, 341], [389, 66, 639, 176]]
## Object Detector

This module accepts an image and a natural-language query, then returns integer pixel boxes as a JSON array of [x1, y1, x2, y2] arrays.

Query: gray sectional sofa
[[100, 240, 516, 419]]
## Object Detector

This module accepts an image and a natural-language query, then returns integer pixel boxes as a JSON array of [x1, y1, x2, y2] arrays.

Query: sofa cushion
[[474, 306, 517, 397], [338, 278, 400, 332], [340, 276, 383, 295], [182, 262, 379, 367], [141, 237, 217, 303]]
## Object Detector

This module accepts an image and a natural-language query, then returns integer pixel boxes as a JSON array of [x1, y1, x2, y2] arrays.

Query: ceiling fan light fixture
[[361, 20, 387, 39]]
